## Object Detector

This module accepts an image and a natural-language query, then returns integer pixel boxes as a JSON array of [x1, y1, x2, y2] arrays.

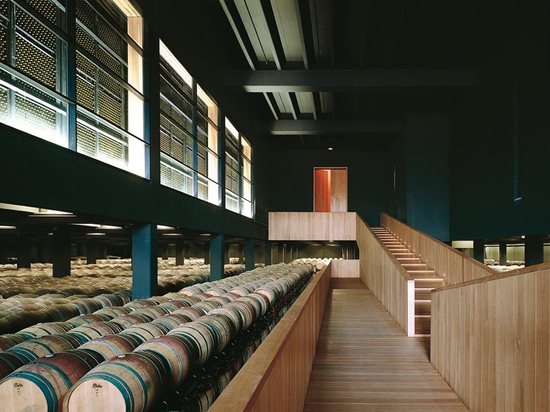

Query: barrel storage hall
[[0, 261, 326, 412]]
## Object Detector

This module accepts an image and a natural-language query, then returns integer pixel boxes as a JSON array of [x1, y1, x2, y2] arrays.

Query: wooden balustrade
[[431, 263, 550, 412], [208, 262, 332, 411], [381, 213, 494, 285], [356, 214, 415, 336]]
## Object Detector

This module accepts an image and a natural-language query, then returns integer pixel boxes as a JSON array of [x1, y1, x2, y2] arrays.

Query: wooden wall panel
[[329, 259, 360, 278], [268, 212, 356, 241], [356, 214, 414, 335], [330, 168, 347, 212], [431, 264, 550, 412]]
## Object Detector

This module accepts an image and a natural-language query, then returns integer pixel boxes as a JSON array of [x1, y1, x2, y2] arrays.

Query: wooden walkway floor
[[303, 278, 468, 411]]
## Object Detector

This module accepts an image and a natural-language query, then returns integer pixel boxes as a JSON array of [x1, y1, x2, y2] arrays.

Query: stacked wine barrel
[[0, 259, 246, 334], [0, 261, 325, 412]]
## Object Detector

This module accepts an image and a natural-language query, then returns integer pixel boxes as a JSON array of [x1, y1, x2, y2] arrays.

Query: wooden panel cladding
[[431, 263, 550, 412], [329, 259, 360, 278], [208, 262, 333, 412], [381, 213, 494, 285], [268, 212, 357, 241], [356, 214, 415, 336], [329, 168, 347, 212]]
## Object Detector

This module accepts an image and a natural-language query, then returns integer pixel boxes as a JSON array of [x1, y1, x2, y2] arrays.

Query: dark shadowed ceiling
[[138, 0, 520, 151]]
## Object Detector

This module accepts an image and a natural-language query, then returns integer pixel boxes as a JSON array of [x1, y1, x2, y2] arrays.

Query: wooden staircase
[[371, 227, 446, 336]]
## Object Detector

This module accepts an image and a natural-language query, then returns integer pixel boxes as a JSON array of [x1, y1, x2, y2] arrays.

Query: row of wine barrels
[[0, 263, 313, 412]]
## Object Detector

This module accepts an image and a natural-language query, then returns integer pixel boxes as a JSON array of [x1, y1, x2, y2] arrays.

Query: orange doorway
[[314, 167, 348, 212]]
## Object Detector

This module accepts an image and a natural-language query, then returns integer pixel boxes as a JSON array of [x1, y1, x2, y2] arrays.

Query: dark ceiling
[[137, 0, 520, 151], [0, 0, 526, 253]]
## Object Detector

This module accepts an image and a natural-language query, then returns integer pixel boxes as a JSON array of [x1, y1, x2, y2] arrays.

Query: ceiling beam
[[260, 119, 402, 135], [224, 69, 480, 92]]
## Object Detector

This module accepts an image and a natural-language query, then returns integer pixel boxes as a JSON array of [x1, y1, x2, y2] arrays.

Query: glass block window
[[225, 118, 253, 217], [75, 0, 146, 176], [159, 40, 221, 206], [0, 0, 69, 145]]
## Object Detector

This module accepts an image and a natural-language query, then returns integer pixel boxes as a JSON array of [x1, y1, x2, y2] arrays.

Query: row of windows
[[2, 0, 254, 219]]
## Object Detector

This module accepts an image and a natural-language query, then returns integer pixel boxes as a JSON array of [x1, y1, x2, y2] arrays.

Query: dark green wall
[[450, 1, 550, 240], [269, 147, 391, 227], [406, 113, 450, 241]]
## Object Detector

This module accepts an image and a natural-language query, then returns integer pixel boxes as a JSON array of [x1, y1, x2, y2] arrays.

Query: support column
[[52, 227, 71, 278], [245, 238, 255, 271], [210, 234, 224, 280], [238, 244, 245, 264], [203, 242, 210, 264], [175, 239, 185, 266], [525, 235, 543, 267], [499, 242, 507, 266], [473, 239, 485, 264], [86, 238, 101, 264], [132, 223, 158, 299], [264, 241, 272, 266], [16, 233, 31, 268], [278, 243, 284, 263]]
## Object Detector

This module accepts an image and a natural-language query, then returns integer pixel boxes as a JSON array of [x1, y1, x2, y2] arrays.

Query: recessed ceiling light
[[328, 147, 334, 151]]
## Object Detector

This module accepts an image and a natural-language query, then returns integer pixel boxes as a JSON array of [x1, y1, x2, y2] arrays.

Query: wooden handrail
[[208, 262, 332, 411], [381, 213, 494, 285]]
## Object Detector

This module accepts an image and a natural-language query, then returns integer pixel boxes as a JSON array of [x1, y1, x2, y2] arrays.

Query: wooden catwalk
[[303, 278, 468, 411]]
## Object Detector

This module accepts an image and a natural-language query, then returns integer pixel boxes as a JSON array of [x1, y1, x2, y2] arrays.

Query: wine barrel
[[17, 322, 73, 338], [79, 334, 144, 359], [168, 323, 215, 367], [7, 334, 84, 362], [134, 334, 191, 389], [0, 334, 27, 351], [63, 351, 169, 412], [68, 321, 123, 341], [122, 322, 170, 341], [0, 349, 104, 412], [0, 352, 29, 380]]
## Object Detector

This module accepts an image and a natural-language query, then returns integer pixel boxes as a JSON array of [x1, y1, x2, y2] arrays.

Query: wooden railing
[[381, 213, 494, 285], [431, 263, 550, 412], [208, 261, 332, 412], [356, 214, 415, 336]]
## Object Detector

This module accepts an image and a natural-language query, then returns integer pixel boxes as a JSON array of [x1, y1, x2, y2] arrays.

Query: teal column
[[86, 238, 100, 264], [52, 227, 71, 278], [264, 241, 272, 265], [525, 235, 543, 267], [473, 239, 485, 264], [132, 223, 158, 299], [17, 233, 31, 268], [499, 242, 507, 266], [210, 234, 224, 280], [245, 238, 255, 271], [175, 239, 185, 266]]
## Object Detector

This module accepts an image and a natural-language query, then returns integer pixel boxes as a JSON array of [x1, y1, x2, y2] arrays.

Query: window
[[225, 118, 253, 217], [0, 0, 147, 177], [159, 40, 221, 206], [0, 0, 69, 145], [75, 0, 146, 176]]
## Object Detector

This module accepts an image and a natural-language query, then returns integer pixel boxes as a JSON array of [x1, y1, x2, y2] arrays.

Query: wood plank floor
[[303, 278, 468, 412]]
